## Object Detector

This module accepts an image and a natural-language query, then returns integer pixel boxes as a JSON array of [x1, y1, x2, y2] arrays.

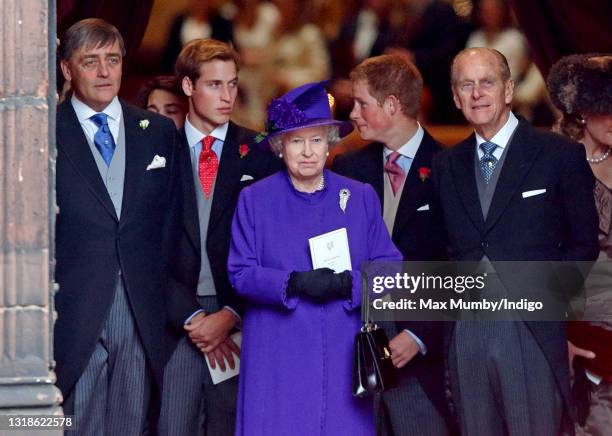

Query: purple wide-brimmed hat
[[256, 81, 353, 146]]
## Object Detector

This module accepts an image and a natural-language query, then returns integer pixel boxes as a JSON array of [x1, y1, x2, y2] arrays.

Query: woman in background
[[548, 53, 612, 436], [466, 0, 549, 122], [265, 0, 330, 97], [233, 0, 280, 127], [137, 75, 187, 129]]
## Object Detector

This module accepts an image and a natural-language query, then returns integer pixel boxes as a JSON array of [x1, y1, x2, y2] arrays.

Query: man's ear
[[182, 76, 193, 97], [504, 79, 515, 105], [451, 87, 461, 110], [60, 60, 72, 82], [385, 95, 400, 116]]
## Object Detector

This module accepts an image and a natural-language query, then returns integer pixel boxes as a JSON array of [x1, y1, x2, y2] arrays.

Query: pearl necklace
[[315, 173, 325, 191], [291, 173, 325, 193], [586, 146, 612, 164]]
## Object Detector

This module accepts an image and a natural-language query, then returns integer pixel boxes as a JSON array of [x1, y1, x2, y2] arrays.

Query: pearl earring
[[326, 151, 330, 157], [278, 153, 283, 158], [579, 116, 587, 125]]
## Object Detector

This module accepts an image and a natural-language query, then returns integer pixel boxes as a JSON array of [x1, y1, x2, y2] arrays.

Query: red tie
[[198, 135, 218, 199], [384, 151, 405, 195]]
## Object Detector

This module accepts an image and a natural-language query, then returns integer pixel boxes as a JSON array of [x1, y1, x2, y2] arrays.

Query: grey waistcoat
[[190, 147, 219, 296], [86, 119, 126, 218], [474, 134, 514, 266], [475, 141, 511, 219]]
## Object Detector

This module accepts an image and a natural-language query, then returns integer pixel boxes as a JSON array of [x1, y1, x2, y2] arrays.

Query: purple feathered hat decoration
[[256, 81, 353, 145]]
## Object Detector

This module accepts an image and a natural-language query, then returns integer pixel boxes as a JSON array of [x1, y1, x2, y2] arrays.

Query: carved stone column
[[0, 0, 61, 432]]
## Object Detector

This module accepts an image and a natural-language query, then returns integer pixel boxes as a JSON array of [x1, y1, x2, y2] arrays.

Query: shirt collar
[[475, 112, 518, 150], [185, 116, 229, 148], [383, 123, 424, 159], [71, 95, 122, 124]]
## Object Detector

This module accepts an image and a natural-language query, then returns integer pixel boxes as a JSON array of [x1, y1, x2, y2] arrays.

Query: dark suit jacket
[[432, 119, 600, 430], [166, 121, 283, 335], [332, 129, 449, 420], [54, 100, 184, 397]]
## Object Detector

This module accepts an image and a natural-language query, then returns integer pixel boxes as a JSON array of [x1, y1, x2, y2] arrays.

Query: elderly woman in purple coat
[[228, 81, 402, 435]]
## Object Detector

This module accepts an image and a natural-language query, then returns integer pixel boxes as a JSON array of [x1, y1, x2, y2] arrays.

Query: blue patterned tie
[[479, 141, 498, 183], [90, 113, 116, 166]]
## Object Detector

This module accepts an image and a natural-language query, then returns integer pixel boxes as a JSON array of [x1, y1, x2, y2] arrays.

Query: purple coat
[[228, 170, 402, 435]]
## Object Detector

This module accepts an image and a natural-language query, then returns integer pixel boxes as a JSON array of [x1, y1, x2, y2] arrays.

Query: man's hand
[[186, 311, 207, 326], [205, 336, 241, 372], [184, 308, 236, 352], [389, 331, 420, 369], [568, 340, 595, 375]]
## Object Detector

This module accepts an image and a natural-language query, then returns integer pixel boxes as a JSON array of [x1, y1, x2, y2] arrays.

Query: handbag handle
[[361, 271, 371, 326]]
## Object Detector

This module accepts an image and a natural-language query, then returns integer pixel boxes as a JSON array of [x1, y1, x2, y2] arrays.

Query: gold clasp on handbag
[[383, 346, 391, 359], [361, 322, 378, 333]]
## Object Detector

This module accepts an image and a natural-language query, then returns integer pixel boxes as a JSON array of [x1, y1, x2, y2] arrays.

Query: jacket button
[[481, 241, 488, 249]]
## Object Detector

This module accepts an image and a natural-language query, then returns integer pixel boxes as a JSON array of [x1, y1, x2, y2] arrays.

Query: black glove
[[286, 268, 353, 303]]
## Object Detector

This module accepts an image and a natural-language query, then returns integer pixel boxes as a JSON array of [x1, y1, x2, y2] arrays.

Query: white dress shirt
[[184, 115, 228, 167], [475, 112, 519, 159], [71, 95, 122, 143], [383, 123, 424, 174], [183, 116, 241, 325]]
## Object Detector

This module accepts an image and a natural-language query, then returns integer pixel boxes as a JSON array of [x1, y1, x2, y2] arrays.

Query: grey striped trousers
[[449, 320, 562, 436], [375, 321, 450, 436], [64, 276, 151, 436], [158, 296, 238, 436]]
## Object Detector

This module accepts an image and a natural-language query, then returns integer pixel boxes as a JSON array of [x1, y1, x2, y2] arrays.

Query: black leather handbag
[[352, 274, 398, 397]]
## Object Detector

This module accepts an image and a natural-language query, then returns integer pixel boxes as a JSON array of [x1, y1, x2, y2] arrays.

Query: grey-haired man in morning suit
[[432, 47, 599, 435], [55, 18, 187, 434]]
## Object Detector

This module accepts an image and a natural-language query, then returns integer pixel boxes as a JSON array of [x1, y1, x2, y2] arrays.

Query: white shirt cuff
[[184, 309, 204, 325], [404, 329, 427, 355]]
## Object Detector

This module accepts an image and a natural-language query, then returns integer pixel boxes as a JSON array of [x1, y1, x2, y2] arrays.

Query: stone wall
[[0, 0, 61, 430]]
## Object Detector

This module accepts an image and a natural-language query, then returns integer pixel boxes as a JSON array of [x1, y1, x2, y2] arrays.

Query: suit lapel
[[208, 121, 244, 233], [56, 101, 118, 221], [451, 135, 485, 232], [119, 102, 150, 225], [484, 121, 540, 232], [392, 132, 436, 238], [179, 128, 201, 253]]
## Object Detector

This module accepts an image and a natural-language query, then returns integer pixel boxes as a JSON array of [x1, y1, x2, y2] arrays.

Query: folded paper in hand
[[206, 331, 242, 385], [308, 228, 352, 273]]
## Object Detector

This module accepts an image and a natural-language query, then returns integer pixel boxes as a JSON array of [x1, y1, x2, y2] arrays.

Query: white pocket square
[[416, 204, 430, 211], [240, 174, 254, 182], [146, 155, 166, 170], [522, 189, 546, 198]]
